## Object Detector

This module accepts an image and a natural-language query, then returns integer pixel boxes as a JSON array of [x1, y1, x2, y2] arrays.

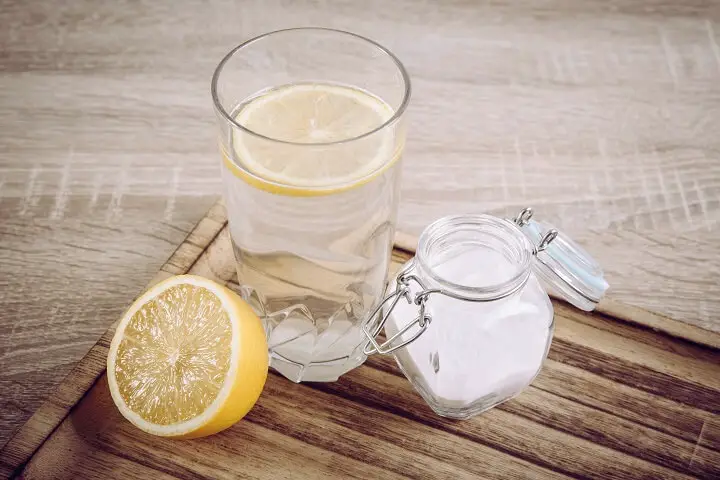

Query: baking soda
[[386, 246, 552, 406]]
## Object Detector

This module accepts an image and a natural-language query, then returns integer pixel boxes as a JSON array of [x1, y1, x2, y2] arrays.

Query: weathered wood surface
[[2, 0, 720, 451], [1, 202, 719, 479]]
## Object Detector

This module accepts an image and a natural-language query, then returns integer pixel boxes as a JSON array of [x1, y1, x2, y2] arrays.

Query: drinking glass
[[211, 28, 410, 382]]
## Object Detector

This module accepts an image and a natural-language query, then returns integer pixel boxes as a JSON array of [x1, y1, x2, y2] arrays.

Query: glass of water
[[211, 28, 410, 382]]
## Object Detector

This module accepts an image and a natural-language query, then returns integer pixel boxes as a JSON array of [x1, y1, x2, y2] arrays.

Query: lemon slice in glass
[[107, 275, 268, 438], [225, 83, 401, 196]]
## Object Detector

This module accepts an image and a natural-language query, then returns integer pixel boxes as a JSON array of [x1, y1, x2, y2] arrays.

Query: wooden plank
[[534, 359, 718, 451], [316, 361, 706, 479], [2, 202, 719, 479], [595, 298, 720, 351], [22, 375, 407, 480]]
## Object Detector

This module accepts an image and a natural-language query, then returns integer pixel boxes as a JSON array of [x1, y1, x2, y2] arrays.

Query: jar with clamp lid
[[362, 208, 608, 419]]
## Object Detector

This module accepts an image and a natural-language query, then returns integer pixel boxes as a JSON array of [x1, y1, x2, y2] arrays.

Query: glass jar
[[363, 208, 608, 419]]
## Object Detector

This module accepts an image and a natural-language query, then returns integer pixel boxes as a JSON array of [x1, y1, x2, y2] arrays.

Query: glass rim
[[416, 214, 534, 300], [210, 27, 412, 147]]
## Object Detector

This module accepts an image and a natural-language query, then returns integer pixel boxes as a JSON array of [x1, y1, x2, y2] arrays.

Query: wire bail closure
[[361, 268, 432, 355], [514, 207, 558, 254], [361, 207, 560, 356]]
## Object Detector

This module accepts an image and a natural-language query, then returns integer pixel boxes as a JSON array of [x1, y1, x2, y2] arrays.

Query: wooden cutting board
[[2, 201, 719, 479]]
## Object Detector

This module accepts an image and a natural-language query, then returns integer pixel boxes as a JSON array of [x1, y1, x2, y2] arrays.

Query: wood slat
[[23, 375, 406, 480], [534, 360, 718, 451], [359, 353, 720, 476], [2, 202, 718, 479], [314, 362, 701, 480]]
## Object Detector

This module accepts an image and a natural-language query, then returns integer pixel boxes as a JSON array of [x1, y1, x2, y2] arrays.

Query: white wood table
[[1, 0, 719, 448]]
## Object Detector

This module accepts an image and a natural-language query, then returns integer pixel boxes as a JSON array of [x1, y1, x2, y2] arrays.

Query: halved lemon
[[107, 275, 268, 438], [223, 82, 403, 196]]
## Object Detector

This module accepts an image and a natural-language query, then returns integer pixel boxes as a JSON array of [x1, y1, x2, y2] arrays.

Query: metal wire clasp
[[513, 207, 558, 254], [362, 207, 561, 356], [361, 265, 433, 356]]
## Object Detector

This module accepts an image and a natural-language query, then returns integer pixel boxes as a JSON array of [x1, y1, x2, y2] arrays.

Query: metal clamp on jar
[[362, 208, 608, 419]]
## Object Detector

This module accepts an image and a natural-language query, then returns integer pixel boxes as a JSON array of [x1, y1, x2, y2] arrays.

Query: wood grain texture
[[2, 0, 720, 451], [1, 203, 719, 479]]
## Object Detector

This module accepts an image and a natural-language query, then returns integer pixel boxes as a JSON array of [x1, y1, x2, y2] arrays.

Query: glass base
[[270, 351, 367, 383], [232, 270, 375, 383]]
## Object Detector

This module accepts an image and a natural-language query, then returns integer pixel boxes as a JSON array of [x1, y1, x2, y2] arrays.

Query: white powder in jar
[[386, 246, 552, 407]]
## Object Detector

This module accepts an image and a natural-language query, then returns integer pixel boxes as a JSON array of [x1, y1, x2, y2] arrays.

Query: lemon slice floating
[[224, 83, 402, 196], [107, 275, 268, 438]]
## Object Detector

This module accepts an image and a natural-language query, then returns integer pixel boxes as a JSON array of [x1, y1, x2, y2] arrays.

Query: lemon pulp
[[114, 284, 232, 425], [107, 275, 268, 438]]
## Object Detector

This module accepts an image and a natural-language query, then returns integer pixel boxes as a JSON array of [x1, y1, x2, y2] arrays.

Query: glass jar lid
[[512, 208, 608, 311]]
